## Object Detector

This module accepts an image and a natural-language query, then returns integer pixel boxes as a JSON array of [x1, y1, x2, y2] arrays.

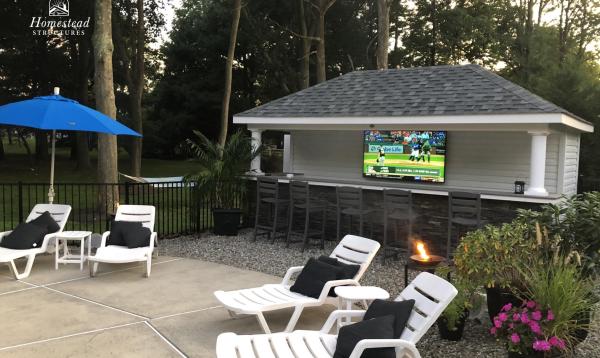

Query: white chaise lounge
[[0, 204, 71, 279], [216, 272, 458, 358], [88, 205, 157, 278], [214, 235, 380, 333]]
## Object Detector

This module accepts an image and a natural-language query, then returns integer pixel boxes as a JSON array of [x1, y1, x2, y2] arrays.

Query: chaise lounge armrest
[[350, 339, 420, 358], [317, 279, 360, 302], [281, 265, 305, 286], [0, 230, 12, 243], [320, 309, 366, 333]]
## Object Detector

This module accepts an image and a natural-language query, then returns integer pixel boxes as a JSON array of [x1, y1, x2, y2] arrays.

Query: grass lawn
[[0, 138, 196, 183], [363, 152, 446, 180]]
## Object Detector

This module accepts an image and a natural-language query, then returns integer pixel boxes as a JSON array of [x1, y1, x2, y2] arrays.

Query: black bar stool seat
[[253, 177, 289, 242], [287, 181, 327, 250], [446, 191, 482, 258]]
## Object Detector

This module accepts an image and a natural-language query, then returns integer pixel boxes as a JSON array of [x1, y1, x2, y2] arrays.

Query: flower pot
[[437, 310, 468, 341], [507, 351, 543, 358], [213, 208, 242, 236], [486, 286, 521, 323], [573, 308, 591, 344]]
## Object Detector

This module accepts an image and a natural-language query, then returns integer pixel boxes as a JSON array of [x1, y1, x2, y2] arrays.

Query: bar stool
[[446, 191, 481, 258], [336, 186, 372, 239], [253, 177, 289, 242], [286, 181, 327, 250], [382, 189, 416, 264]]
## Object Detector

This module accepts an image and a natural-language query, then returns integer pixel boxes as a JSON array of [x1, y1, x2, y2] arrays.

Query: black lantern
[[514, 181, 525, 194]]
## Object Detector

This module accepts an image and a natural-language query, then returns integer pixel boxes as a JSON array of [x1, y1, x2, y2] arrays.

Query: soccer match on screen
[[363, 130, 447, 183]]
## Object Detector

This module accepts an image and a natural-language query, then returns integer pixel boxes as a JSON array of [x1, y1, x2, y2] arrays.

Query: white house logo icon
[[49, 0, 69, 16]]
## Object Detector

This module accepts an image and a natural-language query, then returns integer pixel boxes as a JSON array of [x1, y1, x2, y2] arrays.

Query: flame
[[416, 241, 430, 261]]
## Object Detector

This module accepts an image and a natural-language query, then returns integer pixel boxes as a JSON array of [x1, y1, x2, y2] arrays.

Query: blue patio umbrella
[[0, 87, 141, 204]]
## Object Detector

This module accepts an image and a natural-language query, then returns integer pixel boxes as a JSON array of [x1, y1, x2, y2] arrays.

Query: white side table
[[334, 286, 390, 328], [55, 231, 92, 271]]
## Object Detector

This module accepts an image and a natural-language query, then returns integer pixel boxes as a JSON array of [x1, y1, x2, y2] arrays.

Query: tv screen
[[363, 130, 447, 183]]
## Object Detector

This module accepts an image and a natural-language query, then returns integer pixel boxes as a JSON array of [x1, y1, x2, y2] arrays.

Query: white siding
[[291, 130, 562, 194], [563, 133, 580, 196]]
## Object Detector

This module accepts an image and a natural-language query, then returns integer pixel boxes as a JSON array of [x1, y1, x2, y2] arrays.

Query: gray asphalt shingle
[[235, 64, 580, 120]]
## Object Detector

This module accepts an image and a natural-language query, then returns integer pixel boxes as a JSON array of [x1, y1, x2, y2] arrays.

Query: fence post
[[17, 181, 23, 223], [125, 182, 130, 204], [195, 184, 201, 232]]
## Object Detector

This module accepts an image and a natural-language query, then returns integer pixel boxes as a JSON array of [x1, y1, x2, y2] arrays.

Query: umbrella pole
[[48, 130, 56, 204]]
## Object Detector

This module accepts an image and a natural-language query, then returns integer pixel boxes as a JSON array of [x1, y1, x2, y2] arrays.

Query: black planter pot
[[486, 287, 521, 323], [437, 310, 468, 341], [507, 351, 544, 358], [573, 309, 591, 344], [213, 208, 242, 236]]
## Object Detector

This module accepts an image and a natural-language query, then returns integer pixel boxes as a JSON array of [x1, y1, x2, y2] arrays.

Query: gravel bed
[[161, 230, 599, 357]]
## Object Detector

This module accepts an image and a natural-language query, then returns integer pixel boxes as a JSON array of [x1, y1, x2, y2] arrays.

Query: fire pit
[[409, 241, 445, 267]]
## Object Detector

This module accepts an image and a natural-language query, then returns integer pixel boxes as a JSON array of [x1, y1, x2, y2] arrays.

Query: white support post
[[525, 131, 549, 196], [250, 128, 264, 175], [283, 133, 293, 173]]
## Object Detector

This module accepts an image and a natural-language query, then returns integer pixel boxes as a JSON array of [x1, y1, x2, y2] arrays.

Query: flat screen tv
[[363, 130, 447, 183]]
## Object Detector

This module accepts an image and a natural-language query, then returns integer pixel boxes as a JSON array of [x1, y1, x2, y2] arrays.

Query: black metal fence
[[578, 176, 600, 193], [0, 181, 243, 236]]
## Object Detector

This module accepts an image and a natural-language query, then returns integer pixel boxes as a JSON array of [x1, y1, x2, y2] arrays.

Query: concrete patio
[[0, 254, 333, 357]]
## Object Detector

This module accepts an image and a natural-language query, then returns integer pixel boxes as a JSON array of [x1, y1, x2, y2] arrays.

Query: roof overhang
[[234, 113, 594, 133]]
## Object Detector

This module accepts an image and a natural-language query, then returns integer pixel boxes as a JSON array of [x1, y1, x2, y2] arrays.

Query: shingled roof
[[235, 64, 584, 121]]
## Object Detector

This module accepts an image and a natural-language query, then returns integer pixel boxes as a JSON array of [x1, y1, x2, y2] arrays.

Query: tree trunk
[[298, 0, 311, 89], [430, 0, 437, 66], [18, 130, 34, 167], [35, 131, 49, 161], [218, 0, 242, 151], [315, 11, 326, 83], [376, 0, 390, 69], [93, 0, 119, 213], [129, 0, 144, 176], [76, 38, 92, 170]]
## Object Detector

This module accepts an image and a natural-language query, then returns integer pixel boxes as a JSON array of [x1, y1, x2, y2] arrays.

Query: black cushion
[[107, 221, 143, 246], [123, 225, 152, 248], [318, 256, 361, 297], [0, 223, 48, 250], [29, 211, 60, 234], [364, 299, 415, 338], [290, 258, 342, 298], [333, 315, 396, 358]]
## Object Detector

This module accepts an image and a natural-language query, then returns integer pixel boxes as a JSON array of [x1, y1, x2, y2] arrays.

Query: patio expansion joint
[[143, 321, 189, 358]]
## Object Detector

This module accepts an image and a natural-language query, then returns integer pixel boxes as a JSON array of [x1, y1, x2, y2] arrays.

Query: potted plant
[[185, 129, 262, 236], [490, 301, 568, 358], [453, 222, 532, 321], [436, 271, 477, 341]]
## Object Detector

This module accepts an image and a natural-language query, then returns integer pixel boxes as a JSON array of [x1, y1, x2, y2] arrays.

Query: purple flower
[[526, 300, 537, 309], [494, 319, 502, 328], [511, 333, 521, 344], [520, 312, 530, 324], [529, 321, 542, 335], [502, 303, 513, 312], [490, 327, 497, 335], [533, 339, 552, 351], [498, 313, 508, 322], [549, 336, 566, 350], [547, 310, 555, 321], [531, 310, 542, 321]]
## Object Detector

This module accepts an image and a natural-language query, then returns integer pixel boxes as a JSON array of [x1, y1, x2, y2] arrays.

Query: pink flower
[[511, 333, 521, 344], [490, 327, 497, 335], [512, 313, 520, 321], [547, 310, 554, 321], [494, 319, 502, 328], [533, 339, 551, 351], [549, 336, 566, 350], [520, 312, 530, 324], [529, 321, 542, 335], [502, 303, 513, 312], [531, 310, 542, 321], [498, 313, 508, 322], [508, 323, 514, 329], [526, 300, 536, 309]]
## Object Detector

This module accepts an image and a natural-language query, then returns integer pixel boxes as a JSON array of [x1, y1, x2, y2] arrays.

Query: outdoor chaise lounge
[[88, 205, 158, 278], [214, 234, 380, 333], [216, 272, 457, 358], [0, 204, 71, 279]]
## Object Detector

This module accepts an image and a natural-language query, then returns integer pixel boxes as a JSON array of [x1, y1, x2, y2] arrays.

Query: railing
[[578, 176, 600, 193], [0, 181, 243, 236]]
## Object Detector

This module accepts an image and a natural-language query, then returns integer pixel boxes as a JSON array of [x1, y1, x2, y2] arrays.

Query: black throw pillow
[[318, 256, 361, 297], [364, 299, 416, 338], [333, 315, 396, 358], [107, 221, 143, 246], [29, 211, 60, 234], [0, 223, 48, 250], [290, 258, 342, 298], [123, 225, 152, 248]]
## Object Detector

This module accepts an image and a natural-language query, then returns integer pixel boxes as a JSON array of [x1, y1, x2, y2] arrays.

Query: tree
[[93, 0, 119, 211], [376, 0, 391, 69], [313, 0, 336, 82], [218, 0, 243, 151]]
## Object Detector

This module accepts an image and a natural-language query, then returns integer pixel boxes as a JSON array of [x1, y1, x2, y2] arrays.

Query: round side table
[[334, 286, 390, 328]]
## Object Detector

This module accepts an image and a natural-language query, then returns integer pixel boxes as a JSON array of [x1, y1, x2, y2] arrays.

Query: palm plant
[[185, 129, 262, 209]]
